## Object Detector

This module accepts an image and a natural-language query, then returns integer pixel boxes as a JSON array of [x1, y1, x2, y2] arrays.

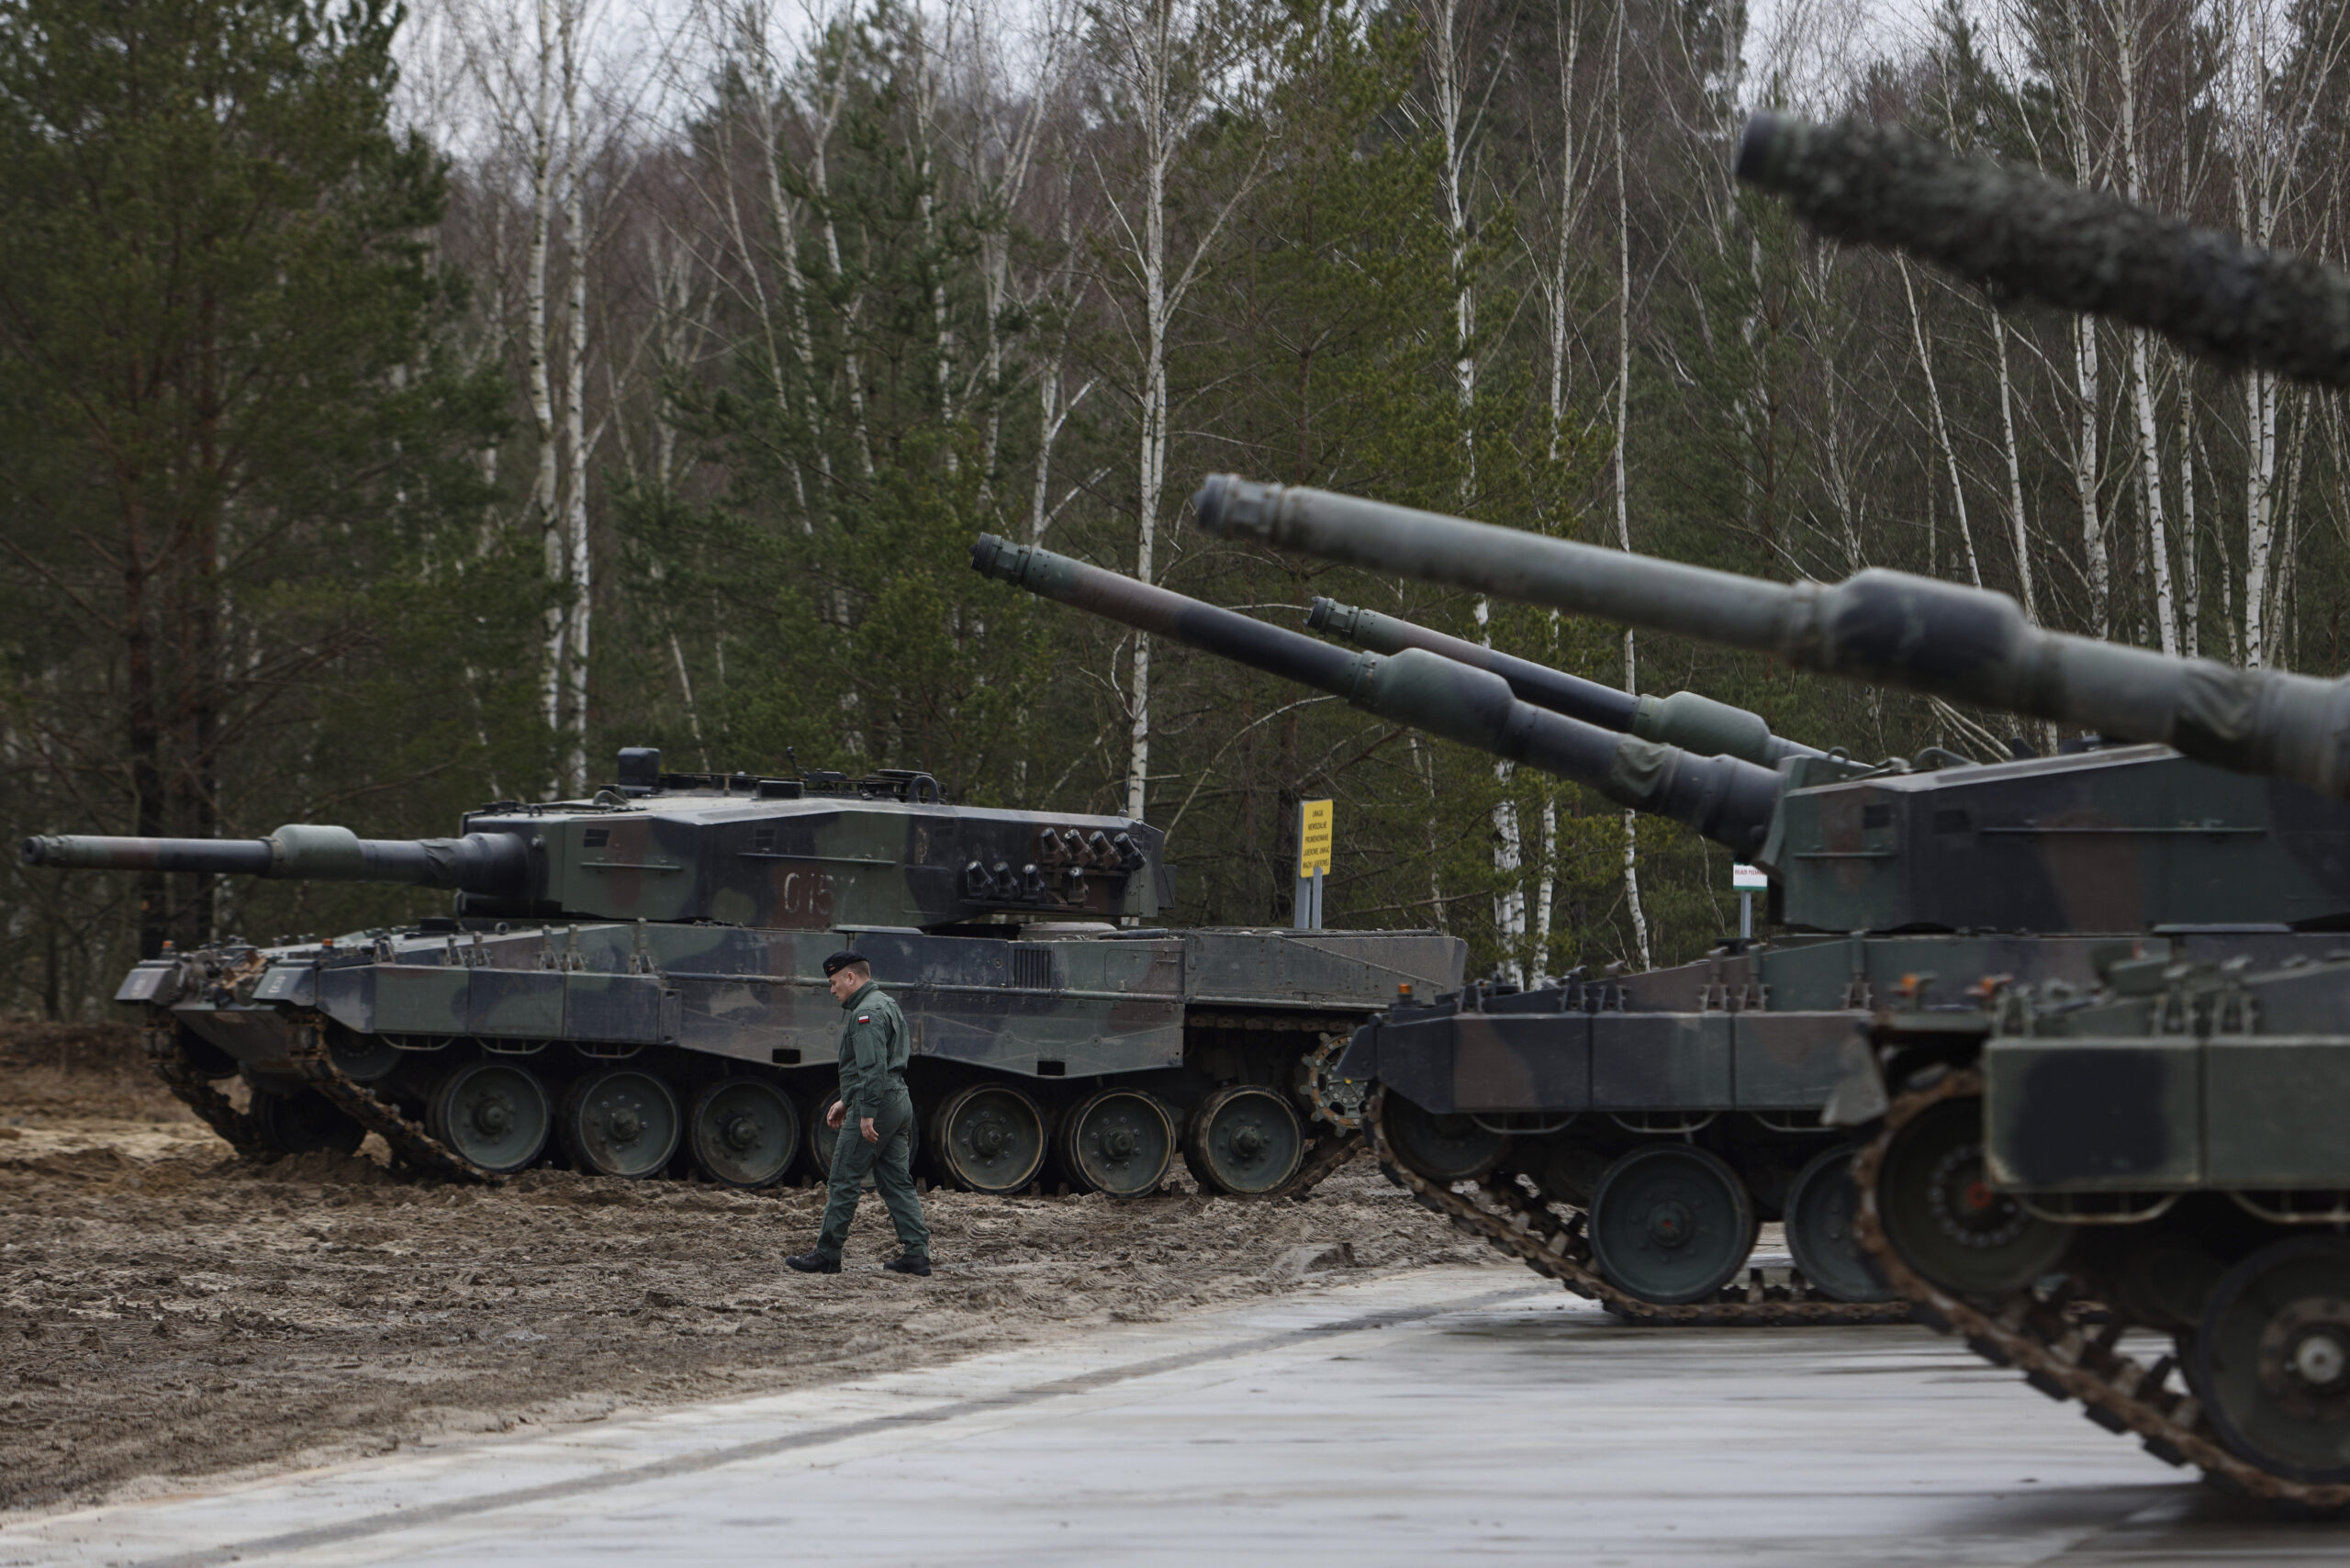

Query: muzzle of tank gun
[[1308, 594, 1820, 767], [972, 532, 1781, 857], [21, 824, 530, 895], [1734, 111, 2350, 391], [1193, 475, 2350, 801]]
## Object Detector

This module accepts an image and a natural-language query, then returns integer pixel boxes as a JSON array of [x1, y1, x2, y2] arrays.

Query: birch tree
[[1088, 0, 1261, 822]]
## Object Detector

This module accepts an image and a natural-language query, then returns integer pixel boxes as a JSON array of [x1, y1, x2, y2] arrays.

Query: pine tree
[[0, 0, 520, 977]]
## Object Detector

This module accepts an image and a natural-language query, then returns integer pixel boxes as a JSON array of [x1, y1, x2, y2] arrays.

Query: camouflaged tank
[[1193, 463, 2350, 1500], [1731, 109, 2350, 1509], [983, 529, 2350, 1331], [24, 755, 1461, 1196]]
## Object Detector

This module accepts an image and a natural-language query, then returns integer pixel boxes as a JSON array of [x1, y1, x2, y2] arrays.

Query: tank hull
[[1348, 930, 2350, 1326], [131, 918, 1461, 1196], [1849, 949, 2350, 1508]]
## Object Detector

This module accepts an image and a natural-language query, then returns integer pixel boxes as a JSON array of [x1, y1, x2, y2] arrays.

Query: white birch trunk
[[744, 3, 831, 515], [1899, 260, 1981, 587], [1991, 315, 2037, 623], [1532, 0, 1588, 975], [905, 14, 957, 446], [2045, 17, 2110, 636], [2223, 0, 2288, 667], [1095, 0, 1259, 823], [1424, 0, 1523, 980], [561, 0, 591, 795], [2072, 317, 2109, 638], [2246, 364, 2278, 667], [529, 0, 565, 742], [2177, 371, 2199, 658], [1127, 124, 1166, 823], [2115, 25, 2177, 654], [2129, 329, 2177, 654], [805, 48, 875, 480], [1611, 21, 1649, 970], [2271, 388, 2308, 664]]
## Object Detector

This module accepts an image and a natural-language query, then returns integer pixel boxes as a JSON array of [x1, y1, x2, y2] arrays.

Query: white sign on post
[[1731, 862, 1765, 941]]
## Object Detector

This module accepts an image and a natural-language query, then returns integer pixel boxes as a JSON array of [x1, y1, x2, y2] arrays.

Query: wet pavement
[[2, 1266, 2337, 1566]]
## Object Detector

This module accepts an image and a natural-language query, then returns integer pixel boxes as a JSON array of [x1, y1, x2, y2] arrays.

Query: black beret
[[822, 949, 867, 978]]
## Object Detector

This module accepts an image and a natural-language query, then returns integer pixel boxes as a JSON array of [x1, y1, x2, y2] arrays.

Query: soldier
[[787, 951, 934, 1276]]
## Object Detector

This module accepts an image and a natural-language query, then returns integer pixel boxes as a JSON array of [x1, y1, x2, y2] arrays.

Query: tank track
[[1852, 1070, 2350, 1512], [143, 1020, 276, 1160], [286, 1017, 502, 1184], [1366, 1087, 1914, 1326], [1270, 1129, 1362, 1198]]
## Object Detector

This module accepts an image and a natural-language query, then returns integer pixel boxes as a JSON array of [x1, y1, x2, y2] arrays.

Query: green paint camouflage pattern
[[30, 759, 1462, 1181]]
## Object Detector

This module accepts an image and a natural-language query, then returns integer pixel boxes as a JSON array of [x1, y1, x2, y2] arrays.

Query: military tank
[[24, 754, 1461, 1195], [1735, 108, 2350, 1510], [974, 535, 2350, 1324], [1192, 474, 2350, 1494]]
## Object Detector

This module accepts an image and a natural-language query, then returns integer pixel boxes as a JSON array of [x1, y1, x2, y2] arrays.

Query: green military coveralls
[[814, 979, 930, 1262]]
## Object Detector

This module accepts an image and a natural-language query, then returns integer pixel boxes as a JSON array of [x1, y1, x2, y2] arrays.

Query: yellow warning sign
[[1297, 800, 1334, 877]]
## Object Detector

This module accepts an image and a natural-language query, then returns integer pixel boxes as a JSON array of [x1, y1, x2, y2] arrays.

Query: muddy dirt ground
[[0, 1022, 1503, 1516]]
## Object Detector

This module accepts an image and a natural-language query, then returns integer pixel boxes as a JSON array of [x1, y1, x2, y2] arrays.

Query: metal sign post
[[1294, 799, 1334, 931], [1731, 862, 1767, 942]]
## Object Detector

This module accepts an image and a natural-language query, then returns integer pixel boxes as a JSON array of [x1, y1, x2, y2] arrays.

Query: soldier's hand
[[826, 1100, 845, 1129], [860, 1116, 878, 1144]]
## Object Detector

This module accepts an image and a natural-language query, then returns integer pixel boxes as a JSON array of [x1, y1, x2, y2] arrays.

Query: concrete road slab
[[0, 1266, 2333, 1567]]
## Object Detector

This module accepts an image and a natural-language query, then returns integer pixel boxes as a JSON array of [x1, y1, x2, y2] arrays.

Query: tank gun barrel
[[22, 825, 529, 894], [1193, 476, 2350, 799], [1735, 112, 2350, 391], [1309, 595, 1820, 767], [969, 533, 1779, 857]]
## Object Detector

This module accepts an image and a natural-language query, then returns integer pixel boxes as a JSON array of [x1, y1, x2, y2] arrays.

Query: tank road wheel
[[1588, 1145, 1758, 1305], [250, 1088, 364, 1157], [558, 1068, 683, 1180], [1182, 1086, 1304, 1196], [426, 1061, 551, 1175], [1783, 1144, 1893, 1304], [688, 1077, 800, 1189], [1876, 1096, 2072, 1295], [933, 1084, 1048, 1194], [1060, 1089, 1176, 1198], [1378, 1095, 1509, 1184], [2194, 1237, 2350, 1485]]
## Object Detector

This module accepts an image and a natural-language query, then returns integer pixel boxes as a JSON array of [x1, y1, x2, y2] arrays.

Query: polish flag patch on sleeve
[[857, 1014, 870, 1024]]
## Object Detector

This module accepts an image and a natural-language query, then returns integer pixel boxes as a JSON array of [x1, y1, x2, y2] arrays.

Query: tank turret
[[969, 534, 1781, 859], [1308, 595, 1820, 767], [1733, 112, 2350, 390], [25, 755, 1169, 931], [1193, 476, 2350, 802]]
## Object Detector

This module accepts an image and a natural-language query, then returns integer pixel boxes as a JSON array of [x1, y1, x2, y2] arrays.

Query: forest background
[[6, 0, 2345, 1016]]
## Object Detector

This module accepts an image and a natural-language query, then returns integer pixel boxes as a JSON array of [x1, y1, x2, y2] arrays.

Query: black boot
[[786, 1251, 842, 1274], [882, 1252, 932, 1277]]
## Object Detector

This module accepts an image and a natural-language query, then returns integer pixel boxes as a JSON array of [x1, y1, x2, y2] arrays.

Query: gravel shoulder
[[0, 1022, 1505, 1515]]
